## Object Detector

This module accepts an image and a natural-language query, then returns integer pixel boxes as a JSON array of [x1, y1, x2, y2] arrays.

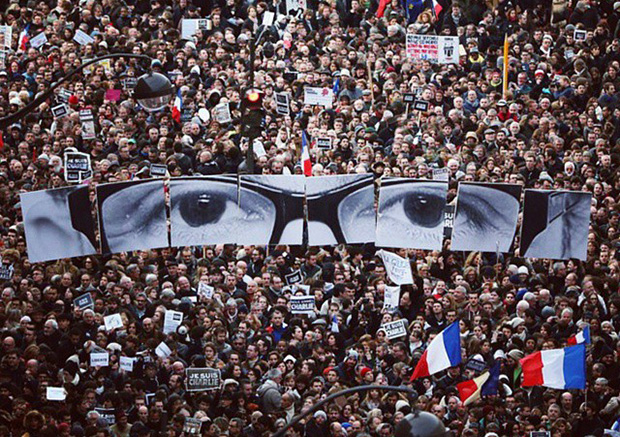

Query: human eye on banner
[[169, 175, 240, 247], [376, 178, 448, 251], [20, 186, 97, 263], [450, 182, 522, 253], [305, 174, 375, 246], [520, 190, 591, 261], [238, 175, 305, 246], [96, 179, 168, 254]]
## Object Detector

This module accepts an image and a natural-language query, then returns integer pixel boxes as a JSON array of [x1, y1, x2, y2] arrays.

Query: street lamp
[[0, 54, 174, 130], [133, 71, 175, 111]]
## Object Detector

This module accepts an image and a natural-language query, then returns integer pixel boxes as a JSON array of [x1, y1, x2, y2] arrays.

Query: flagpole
[[502, 33, 509, 99], [367, 60, 375, 110]]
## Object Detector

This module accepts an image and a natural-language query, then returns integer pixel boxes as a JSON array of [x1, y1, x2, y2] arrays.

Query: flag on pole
[[457, 360, 500, 405], [502, 34, 509, 99], [333, 77, 340, 96], [520, 344, 586, 390], [426, 0, 442, 17], [0, 131, 4, 152], [567, 325, 591, 345], [171, 89, 182, 123], [301, 130, 312, 176], [411, 322, 461, 380]]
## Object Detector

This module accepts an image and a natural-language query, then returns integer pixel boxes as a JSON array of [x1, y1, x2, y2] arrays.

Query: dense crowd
[[0, 0, 619, 436]]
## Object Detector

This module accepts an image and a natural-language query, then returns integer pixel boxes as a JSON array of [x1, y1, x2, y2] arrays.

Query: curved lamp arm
[[0, 53, 152, 130], [272, 384, 418, 437]]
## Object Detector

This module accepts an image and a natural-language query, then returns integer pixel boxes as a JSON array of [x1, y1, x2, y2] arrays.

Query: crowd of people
[[0, 0, 619, 436]]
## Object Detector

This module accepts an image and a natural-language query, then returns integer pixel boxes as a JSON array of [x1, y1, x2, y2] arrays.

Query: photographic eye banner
[[451, 182, 522, 253], [306, 174, 375, 246], [169, 176, 240, 247], [376, 178, 448, 250], [21, 186, 98, 262], [238, 175, 305, 245], [520, 190, 591, 261], [96, 179, 167, 254]]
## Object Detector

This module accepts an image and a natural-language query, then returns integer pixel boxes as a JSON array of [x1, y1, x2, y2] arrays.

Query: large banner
[[169, 176, 239, 247], [238, 175, 305, 245], [306, 174, 375, 246], [406, 34, 460, 64], [376, 178, 447, 250], [96, 179, 167, 254], [20, 186, 97, 262], [520, 190, 591, 260], [451, 182, 522, 253]]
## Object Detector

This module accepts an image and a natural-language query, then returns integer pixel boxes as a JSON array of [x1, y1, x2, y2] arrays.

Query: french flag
[[567, 325, 591, 345], [411, 321, 461, 380], [171, 89, 182, 123], [301, 131, 312, 176], [457, 360, 500, 406], [520, 344, 586, 390], [431, 0, 442, 17]]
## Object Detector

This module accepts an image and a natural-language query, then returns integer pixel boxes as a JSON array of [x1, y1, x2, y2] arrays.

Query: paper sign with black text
[[119, 356, 135, 372], [433, 167, 450, 181], [80, 109, 96, 140], [304, 87, 334, 108], [29, 32, 48, 49], [377, 250, 414, 285], [198, 282, 214, 299], [155, 342, 172, 358], [186, 368, 221, 391], [213, 102, 232, 123], [74, 292, 94, 310], [0, 259, 14, 281], [443, 204, 455, 239], [163, 310, 184, 334], [285, 269, 303, 285], [381, 319, 408, 340], [73, 29, 95, 45], [104, 313, 123, 332], [90, 352, 109, 367], [291, 296, 316, 314], [383, 286, 400, 312]]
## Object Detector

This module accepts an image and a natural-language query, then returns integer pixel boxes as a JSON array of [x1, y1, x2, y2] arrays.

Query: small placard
[[574, 29, 587, 41], [186, 368, 221, 391], [103, 313, 123, 332], [285, 269, 303, 285], [119, 356, 135, 372], [74, 292, 94, 310], [380, 319, 408, 340], [46, 387, 67, 401], [90, 352, 109, 367], [52, 104, 69, 119], [155, 341, 172, 358], [150, 163, 167, 177], [316, 137, 332, 150], [413, 100, 429, 112], [291, 296, 316, 314], [163, 310, 183, 335], [403, 93, 415, 103], [73, 29, 95, 46], [198, 282, 214, 299]]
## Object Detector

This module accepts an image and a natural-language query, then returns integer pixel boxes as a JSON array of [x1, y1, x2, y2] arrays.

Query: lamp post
[[0, 53, 174, 130]]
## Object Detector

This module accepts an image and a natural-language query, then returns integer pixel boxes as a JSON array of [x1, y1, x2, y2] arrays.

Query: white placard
[[406, 34, 460, 64], [90, 352, 109, 367], [0, 25, 12, 49], [304, 87, 334, 108], [383, 286, 400, 312], [73, 29, 95, 46], [163, 310, 184, 334], [29, 32, 48, 49], [198, 282, 214, 300], [119, 356, 135, 372], [181, 19, 210, 39], [213, 102, 232, 123], [286, 0, 307, 16], [381, 319, 408, 340], [377, 250, 414, 285], [263, 11, 275, 26], [104, 313, 123, 332], [433, 167, 450, 181], [46, 387, 67, 401], [156, 341, 172, 358]]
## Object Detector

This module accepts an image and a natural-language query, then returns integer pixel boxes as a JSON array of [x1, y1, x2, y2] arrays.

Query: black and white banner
[[291, 295, 316, 314]]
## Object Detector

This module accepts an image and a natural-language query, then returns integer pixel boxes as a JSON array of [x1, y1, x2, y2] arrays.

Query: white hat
[[395, 400, 410, 412], [517, 266, 529, 275]]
